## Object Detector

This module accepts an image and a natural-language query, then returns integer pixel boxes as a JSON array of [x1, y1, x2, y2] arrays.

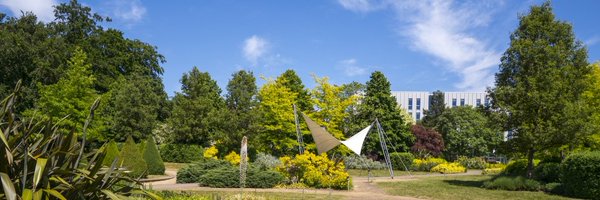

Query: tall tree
[[25, 47, 101, 135], [255, 78, 298, 156], [220, 70, 259, 154], [434, 106, 502, 160], [421, 90, 445, 128], [168, 67, 226, 145], [491, 2, 592, 177], [357, 71, 413, 157], [276, 69, 311, 111], [582, 63, 600, 150], [308, 76, 357, 154], [102, 74, 166, 142]]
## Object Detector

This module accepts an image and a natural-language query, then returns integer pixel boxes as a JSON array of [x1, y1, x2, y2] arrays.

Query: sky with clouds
[[1, 0, 599, 96]]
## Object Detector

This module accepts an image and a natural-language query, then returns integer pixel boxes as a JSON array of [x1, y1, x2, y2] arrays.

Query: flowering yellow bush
[[430, 162, 466, 174], [482, 163, 507, 175], [411, 157, 447, 171], [277, 152, 351, 190], [203, 145, 218, 159], [224, 151, 241, 165]]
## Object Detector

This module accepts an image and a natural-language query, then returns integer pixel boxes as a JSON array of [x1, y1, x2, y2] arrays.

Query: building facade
[[391, 91, 489, 121]]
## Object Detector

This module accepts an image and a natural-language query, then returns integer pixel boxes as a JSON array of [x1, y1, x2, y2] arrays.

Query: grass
[[164, 162, 190, 171], [153, 190, 343, 200], [377, 175, 574, 200], [347, 169, 430, 177]]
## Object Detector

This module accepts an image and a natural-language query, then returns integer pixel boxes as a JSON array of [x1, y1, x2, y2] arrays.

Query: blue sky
[[1, 0, 599, 96]]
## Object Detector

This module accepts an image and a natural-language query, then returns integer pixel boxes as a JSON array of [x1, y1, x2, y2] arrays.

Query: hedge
[[177, 159, 284, 188], [160, 143, 204, 163], [533, 162, 560, 183], [457, 156, 486, 169], [120, 135, 148, 178], [561, 151, 600, 199], [502, 159, 539, 177], [143, 137, 165, 175]]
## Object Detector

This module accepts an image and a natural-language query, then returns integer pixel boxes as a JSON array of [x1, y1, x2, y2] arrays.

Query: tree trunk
[[527, 148, 535, 178]]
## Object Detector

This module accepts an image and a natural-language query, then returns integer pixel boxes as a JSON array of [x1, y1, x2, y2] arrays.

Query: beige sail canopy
[[301, 113, 341, 154], [341, 125, 371, 155]]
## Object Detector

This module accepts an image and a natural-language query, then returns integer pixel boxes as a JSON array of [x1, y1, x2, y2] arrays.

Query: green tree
[[168, 67, 226, 145], [308, 76, 357, 154], [421, 90, 445, 127], [357, 71, 413, 157], [256, 78, 298, 156], [102, 75, 166, 142], [340, 81, 365, 137], [102, 140, 120, 166], [26, 47, 102, 136], [276, 69, 311, 111], [220, 70, 260, 154], [490, 2, 592, 177], [434, 107, 502, 160]]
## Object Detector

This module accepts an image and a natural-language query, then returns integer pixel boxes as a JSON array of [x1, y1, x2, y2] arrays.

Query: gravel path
[[144, 169, 483, 200]]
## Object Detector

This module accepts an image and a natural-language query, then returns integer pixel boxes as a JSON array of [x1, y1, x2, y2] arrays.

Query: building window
[[476, 99, 481, 106], [485, 98, 490, 107], [416, 112, 421, 120], [452, 98, 457, 107], [416, 98, 421, 110], [408, 98, 413, 110], [460, 98, 465, 106]]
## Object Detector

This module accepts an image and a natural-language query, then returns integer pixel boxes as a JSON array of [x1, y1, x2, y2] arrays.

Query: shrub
[[177, 159, 231, 183], [160, 143, 204, 163], [246, 167, 285, 188], [102, 140, 120, 166], [533, 162, 560, 183], [253, 152, 281, 169], [483, 176, 541, 191], [390, 152, 414, 170], [482, 168, 504, 175], [431, 162, 466, 174], [411, 157, 447, 171], [225, 151, 241, 165], [203, 145, 218, 159], [198, 167, 239, 188], [144, 137, 165, 175], [502, 159, 540, 177], [544, 182, 564, 194], [120, 135, 148, 178], [457, 156, 486, 169], [138, 140, 147, 154], [560, 151, 600, 199], [277, 152, 351, 190], [344, 155, 387, 170]]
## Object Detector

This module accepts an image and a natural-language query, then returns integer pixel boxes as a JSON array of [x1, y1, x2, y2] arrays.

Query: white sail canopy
[[341, 125, 372, 155]]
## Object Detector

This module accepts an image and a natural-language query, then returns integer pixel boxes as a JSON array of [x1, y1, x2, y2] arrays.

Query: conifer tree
[[120, 135, 148, 178], [143, 137, 165, 175]]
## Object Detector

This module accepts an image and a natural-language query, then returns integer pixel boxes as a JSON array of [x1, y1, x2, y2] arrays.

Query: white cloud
[[108, 0, 146, 22], [0, 0, 57, 22], [243, 35, 269, 65], [337, 0, 384, 13], [339, 58, 368, 77], [339, 0, 503, 91], [585, 36, 599, 47]]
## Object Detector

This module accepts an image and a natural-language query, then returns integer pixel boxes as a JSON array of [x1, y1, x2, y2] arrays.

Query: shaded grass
[[377, 175, 574, 200], [154, 190, 343, 200], [347, 169, 430, 177]]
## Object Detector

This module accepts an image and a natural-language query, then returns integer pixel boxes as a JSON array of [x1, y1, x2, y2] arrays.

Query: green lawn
[[377, 175, 574, 200], [347, 169, 430, 177], [153, 190, 342, 200]]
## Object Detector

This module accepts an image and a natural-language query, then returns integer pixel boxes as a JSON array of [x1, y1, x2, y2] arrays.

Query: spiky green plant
[[0, 81, 161, 200]]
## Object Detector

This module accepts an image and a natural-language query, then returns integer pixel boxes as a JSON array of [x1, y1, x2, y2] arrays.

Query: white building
[[391, 91, 489, 121]]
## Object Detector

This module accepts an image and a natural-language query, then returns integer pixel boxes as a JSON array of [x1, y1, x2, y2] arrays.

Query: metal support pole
[[376, 118, 394, 179]]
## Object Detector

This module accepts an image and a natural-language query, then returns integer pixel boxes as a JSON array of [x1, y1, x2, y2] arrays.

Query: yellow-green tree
[[256, 78, 298, 156], [583, 62, 600, 150], [308, 76, 357, 154]]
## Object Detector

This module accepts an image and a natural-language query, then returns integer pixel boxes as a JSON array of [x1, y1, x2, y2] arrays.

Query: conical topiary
[[120, 135, 148, 178], [138, 140, 147, 155], [143, 136, 165, 175], [103, 140, 121, 166]]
